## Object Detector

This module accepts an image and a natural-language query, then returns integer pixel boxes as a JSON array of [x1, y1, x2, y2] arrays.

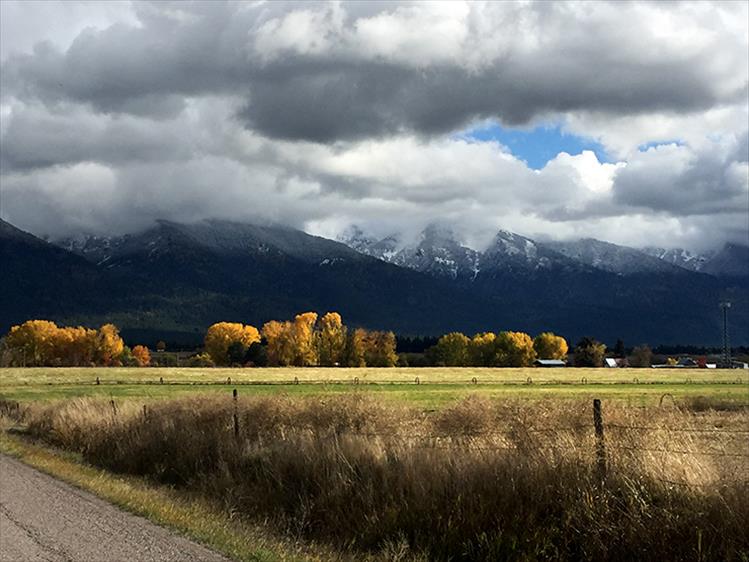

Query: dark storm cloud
[[612, 140, 749, 215], [0, 103, 192, 171], [2, 1, 745, 142]]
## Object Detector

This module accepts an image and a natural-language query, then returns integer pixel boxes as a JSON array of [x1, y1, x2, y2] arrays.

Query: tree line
[[1, 316, 613, 368], [0, 320, 150, 367], [203, 312, 398, 367]]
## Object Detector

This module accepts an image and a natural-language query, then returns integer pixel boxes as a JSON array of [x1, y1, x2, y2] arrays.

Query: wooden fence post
[[593, 398, 606, 478], [232, 388, 239, 438]]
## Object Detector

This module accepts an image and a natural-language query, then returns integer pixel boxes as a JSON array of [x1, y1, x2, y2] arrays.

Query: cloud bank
[[1, 0, 747, 251]]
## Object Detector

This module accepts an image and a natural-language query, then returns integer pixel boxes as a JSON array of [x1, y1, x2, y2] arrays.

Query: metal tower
[[720, 301, 731, 368]]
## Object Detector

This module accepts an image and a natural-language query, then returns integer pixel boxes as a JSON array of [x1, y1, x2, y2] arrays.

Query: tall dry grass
[[9, 394, 749, 561]]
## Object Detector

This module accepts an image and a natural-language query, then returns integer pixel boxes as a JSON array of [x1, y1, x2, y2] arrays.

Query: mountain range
[[2, 217, 747, 346]]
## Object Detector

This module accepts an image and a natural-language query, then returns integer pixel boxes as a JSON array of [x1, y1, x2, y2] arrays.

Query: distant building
[[604, 358, 619, 368], [534, 359, 567, 367], [677, 357, 699, 368]]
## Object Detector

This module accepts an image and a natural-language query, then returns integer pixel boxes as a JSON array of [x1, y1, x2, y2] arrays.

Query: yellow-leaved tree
[[318, 312, 347, 366], [363, 330, 398, 367], [430, 332, 469, 366], [96, 324, 125, 366], [4, 320, 59, 366], [468, 332, 496, 366], [342, 328, 367, 367], [533, 332, 568, 360], [204, 322, 261, 366], [291, 312, 318, 366], [494, 331, 536, 367], [262, 320, 294, 366]]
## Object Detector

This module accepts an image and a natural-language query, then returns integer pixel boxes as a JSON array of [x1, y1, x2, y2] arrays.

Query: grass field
[[1, 367, 747, 407], [3, 392, 747, 561], [2, 366, 748, 560]]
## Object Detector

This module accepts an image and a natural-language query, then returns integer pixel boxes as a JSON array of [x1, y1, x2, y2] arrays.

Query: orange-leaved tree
[[132, 345, 151, 367]]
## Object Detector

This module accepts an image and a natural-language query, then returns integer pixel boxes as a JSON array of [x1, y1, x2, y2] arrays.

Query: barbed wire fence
[[212, 388, 749, 488]]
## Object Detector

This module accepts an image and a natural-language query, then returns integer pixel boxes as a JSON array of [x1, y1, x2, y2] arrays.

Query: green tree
[[574, 337, 607, 367], [628, 344, 653, 368], [245, 342, 267, 367], [227, 341, 248, 365]]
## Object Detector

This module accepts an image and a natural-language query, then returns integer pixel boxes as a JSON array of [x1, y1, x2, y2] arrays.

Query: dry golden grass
[[6, 394, 749, 561]]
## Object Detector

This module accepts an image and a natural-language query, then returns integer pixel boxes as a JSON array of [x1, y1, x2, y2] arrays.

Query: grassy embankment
[[2, 393, 748, 561]]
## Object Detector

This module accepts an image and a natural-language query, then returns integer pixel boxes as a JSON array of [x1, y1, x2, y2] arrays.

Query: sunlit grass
[[5, 394, 748, 561]]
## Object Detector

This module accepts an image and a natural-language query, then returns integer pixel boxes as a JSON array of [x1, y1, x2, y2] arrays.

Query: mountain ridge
[[1, 218, 746, 345]]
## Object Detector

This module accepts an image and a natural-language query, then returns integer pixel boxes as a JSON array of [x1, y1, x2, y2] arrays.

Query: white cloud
[[0, 0, 746, 253]]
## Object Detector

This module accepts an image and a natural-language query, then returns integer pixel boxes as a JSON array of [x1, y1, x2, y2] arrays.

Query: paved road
[[0, 454, 231, 561]]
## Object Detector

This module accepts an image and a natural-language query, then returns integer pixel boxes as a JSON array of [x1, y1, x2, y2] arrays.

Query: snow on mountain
[[338, 224, 479, 279], [642, 247, 712, 272], [544, 238, 684, 275], [56, 233, 127, 265]]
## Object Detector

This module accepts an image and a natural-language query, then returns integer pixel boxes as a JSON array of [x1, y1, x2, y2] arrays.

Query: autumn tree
[[132, 345, 151, 367], [468, 332, 497, 366], [96, 324, 125, 366], [494, 331, 536, 367], [342, 328, 367, 367], [262, 320, 296, 366], [533, 332, 569, 360], [291, 312, 319, 366], [204, 322, 261, 366], [574, 337, 607, 367], [4, 320, 60, 366], [318, 312, 347, 366], [430, 332, 470, 366], [363, 330, 398, 367], [3, 320, 125, 366], [60, 326, 98, 366], [118, 346, 138, 367]]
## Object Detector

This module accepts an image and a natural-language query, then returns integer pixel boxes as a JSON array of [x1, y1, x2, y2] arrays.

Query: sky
[[0, 0, 747, 252]]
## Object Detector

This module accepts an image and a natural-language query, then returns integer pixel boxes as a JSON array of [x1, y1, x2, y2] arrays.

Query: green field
[[2, 367, 747, 407]]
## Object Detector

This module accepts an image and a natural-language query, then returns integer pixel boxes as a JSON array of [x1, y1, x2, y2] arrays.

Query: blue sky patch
[[461, 122, 610, 169], [637, 139, 685, 152]]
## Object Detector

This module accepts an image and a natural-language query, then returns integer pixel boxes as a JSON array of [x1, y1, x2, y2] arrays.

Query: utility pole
[[720, 301, 731, 368]]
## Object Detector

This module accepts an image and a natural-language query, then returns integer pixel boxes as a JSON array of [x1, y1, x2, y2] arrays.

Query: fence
[[131, 389, 749, 488]]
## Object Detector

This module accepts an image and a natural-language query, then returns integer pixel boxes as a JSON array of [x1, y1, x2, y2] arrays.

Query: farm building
[[534, 359, 566, 367]]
